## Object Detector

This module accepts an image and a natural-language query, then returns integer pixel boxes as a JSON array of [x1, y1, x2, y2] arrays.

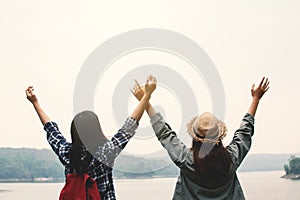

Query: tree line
[[3, 147, 298, 182], [0, 148, 64, 181], [0, 148, 178, 182], [284, 155, 300, 175]]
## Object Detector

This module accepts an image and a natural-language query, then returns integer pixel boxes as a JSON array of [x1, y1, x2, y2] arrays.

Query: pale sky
[[0, 0, 299, 155]]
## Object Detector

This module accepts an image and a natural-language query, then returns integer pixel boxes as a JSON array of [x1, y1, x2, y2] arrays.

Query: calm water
[[0, 171, 299, 200]]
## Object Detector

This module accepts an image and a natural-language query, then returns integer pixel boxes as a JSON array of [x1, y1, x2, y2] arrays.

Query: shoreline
[[281, 174, 300, 180], [0, 189, 11, 192], [0, 170, 289, 183]]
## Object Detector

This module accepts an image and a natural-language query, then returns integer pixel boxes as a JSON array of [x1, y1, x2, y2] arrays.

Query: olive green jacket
[[150, 112, 255, 200]]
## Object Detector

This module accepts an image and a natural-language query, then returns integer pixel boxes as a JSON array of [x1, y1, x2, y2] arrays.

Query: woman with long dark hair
[[26, 75, 157, 200], [131, 77, 269, 199]]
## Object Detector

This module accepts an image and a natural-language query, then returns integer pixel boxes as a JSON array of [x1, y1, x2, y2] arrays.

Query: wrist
[[252, 97, 260, 103], [143, 93, 151, 100], [32, 101, 40, 107], [146, 102, 151, 110]]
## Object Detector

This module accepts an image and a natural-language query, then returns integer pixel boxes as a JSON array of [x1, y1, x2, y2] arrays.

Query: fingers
[[151, 75, 157, 83], [132, 83, 138, 94], [255, 77, 270, 94], [133, 74, 157, 92], [134, 79, 142, 89], [25, 86, 34, 95], [257, 77, 270, 91], [130, 88, 136, 95], [265, 86, 270, 92], [259, 77, 265, 88], [150, 75, 157, 83], [262, 78, 270, 89], [146, 74, 157, 84], [25, 86, 33, 92], [131, 80, 144, 94], [263, 79, 270, 92]]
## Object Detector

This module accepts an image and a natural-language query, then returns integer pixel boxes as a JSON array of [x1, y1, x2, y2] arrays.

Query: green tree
[[289, 157, 300, 174], [284, 164, 290, 175], [0, 148, 64, 181]]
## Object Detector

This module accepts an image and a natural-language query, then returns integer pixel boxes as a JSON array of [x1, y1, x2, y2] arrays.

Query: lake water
[[0, 171, 299, 200]]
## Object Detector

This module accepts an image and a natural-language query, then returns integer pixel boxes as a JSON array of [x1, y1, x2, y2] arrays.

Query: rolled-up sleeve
[[151, 112, 189, 169], [119, 117, 139, 138], [93, 117, 138, 167], [226, 113, 255, 169], [44, 122, 71, 166]]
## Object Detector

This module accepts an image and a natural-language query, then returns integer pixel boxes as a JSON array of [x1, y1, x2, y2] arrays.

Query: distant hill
[[137, 152, 300, 172], [0, 147, 179, 181], [0, 147, 298, 182], [137, 153, 300, 172], [239, 153, 300, 172], [114, 154, 179, 178], [0, 148, 64, 182]]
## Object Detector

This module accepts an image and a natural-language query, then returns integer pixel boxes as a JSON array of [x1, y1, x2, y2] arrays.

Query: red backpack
[[59, 173, 101, 200]]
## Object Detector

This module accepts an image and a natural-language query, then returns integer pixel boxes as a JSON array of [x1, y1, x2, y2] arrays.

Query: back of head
[[70, 111, 108, 173], [187, 112, 232, 179]]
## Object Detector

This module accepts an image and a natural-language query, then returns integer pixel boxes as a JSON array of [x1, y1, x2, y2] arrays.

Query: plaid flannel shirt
[[44, 117, 138, 200]]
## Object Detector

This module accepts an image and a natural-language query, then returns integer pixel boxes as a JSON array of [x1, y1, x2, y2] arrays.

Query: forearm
[[130, 94, 151, 121], [248, 97, 260, 117], [146, 103, 156, 118], [32, 102, 51, 125]]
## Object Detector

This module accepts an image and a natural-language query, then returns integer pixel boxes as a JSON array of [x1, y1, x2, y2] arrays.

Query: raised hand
[[131, 75, 157, 101], [26, 86, 38, 104], [248, 77, 270, 116], [25, 86, 51, 125], [251, 77, 270, 100], [144, 75, 157, 96], [129, 75, 157, 121], [131, 80, 145, 101]]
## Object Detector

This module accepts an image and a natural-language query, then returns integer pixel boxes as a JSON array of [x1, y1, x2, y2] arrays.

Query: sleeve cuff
[[150, 112, 164, 124], [150, 112, 166, 136], [122, 117, 139, 136], [244, 113, 255, 124], [44, 121, 58, 131]]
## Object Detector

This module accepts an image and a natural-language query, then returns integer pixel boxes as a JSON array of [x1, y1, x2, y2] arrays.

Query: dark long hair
[[70, 111, 108, 174], [192, 140, 232, 179]]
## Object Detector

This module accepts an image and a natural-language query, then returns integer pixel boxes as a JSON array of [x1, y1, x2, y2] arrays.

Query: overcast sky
[[1, 0, 299, 155]]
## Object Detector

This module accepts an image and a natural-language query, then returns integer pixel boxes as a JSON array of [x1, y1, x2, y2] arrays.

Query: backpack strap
[[83, 173, 101, 200], [59, 173, 101, 200]]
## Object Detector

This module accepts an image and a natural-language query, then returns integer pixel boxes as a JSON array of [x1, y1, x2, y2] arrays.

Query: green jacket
[[150, 112, 255, 200]]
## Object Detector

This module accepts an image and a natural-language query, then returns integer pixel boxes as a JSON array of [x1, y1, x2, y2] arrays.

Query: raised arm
[[248, 77, 270, 116], [150, 112, 189, 168], [92, 75, 157, 166], [227, 77, 270, 168], [26, 86, 70, 165], [108, 75, 157, 152], [25, 86, 51, 125], [131, 79, 189, 169]]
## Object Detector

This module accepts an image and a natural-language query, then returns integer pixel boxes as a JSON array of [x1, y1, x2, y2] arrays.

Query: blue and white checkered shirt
[[44, 117, 138, 200]]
